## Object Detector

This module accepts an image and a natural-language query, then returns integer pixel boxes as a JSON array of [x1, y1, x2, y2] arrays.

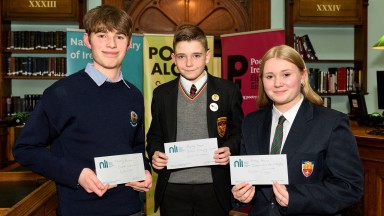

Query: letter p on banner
[[221, 29, 285, 115]]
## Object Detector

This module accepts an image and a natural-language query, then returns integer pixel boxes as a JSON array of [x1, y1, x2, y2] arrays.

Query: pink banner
[[221, 29, 285, 115]]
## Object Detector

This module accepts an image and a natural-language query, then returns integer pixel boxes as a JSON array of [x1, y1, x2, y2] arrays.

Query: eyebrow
[[175, 52, 203, 56]]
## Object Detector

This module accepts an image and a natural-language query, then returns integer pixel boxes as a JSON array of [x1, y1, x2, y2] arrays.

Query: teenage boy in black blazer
[[146, 24, 243, 216]]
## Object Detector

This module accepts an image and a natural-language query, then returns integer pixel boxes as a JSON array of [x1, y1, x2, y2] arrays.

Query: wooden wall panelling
[[103, 0, 126, 11], [102, 0, 270, 56], [78, 0, 86, 29], [103, 0, 270, 31], [126, 0, 249, 36], [248, 0, 270, 30]]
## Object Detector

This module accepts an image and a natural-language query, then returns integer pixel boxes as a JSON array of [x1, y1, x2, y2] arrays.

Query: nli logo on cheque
[[233, 159, 244, 167], [99, 160, 113, 169], [168, 145, 184, 153]]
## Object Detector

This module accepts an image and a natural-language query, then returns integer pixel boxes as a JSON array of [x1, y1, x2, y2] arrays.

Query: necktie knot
[[278, 115, 286, 125], [190, 84, 197, 97]]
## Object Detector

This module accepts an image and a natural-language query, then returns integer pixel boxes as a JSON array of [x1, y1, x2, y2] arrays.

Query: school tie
[[270, 116, 286, 154], [190, 84, 197, 98]]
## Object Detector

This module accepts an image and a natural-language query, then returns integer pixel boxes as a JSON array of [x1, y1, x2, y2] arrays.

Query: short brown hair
[[173, 24, 208, 51], [83, 5, 133, 38]]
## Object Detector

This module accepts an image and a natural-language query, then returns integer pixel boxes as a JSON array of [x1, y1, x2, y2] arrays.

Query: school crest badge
[[217, 117, 227, 138], [302, 161, 314, 177], [130, 111, 138, 127]]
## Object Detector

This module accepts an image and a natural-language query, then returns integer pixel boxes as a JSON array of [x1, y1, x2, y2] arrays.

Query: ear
[[84, 33, 91, 49], [205, 49, 211, 64], [127, 37, 132, 50], [171, 53, 177, 65], [301, 67, 308, 83]]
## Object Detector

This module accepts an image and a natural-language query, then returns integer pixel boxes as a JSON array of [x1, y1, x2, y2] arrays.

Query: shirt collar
[[272, 94, 304, 124], [85, 63, 130, 88], [179, 71, 208, 92]]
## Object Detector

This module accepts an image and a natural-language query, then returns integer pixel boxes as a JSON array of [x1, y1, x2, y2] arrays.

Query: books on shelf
[[5, 94, 43, 116], [336, 67, 347, 93], [6, 31, 66, 51], [294, 34, 304, 59], [6, 57, 66, 77], [294, 34, 318, 60], [321, 97, 331, 108], [327, 68, 337, 94], [308, 67, 360, 94], [301, 34, 318, 60]]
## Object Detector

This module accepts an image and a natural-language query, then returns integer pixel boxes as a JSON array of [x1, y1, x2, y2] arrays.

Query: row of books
[[5, 94, 42, 116], [7, 57, 67, 77], [322, 97, 331, 108], [294, 34, 318, 60], [308, 67, 361, 94], [6, 31, 66, 50]]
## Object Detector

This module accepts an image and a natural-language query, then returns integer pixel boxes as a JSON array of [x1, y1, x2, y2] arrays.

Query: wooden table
[[351, 122, 384, 216], [0, 165, 57, 216]]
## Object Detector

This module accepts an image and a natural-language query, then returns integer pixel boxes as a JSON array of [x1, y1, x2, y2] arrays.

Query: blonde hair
[[257, 45, 323, 108]]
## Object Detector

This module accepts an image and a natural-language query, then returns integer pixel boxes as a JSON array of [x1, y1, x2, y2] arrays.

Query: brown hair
[[173, 24, 208, 51], [257, 45, 323, 108], [83, 5, 132, 38]]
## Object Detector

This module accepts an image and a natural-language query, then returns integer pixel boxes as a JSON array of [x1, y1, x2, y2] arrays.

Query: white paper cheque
[[94, 153, 145, 185], [230, 154, 289, 185], [165, 138, 219, 170]]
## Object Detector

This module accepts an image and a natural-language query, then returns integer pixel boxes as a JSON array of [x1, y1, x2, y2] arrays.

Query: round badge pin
[[210, 103, 219, 112], [212, 94, 219, 101]]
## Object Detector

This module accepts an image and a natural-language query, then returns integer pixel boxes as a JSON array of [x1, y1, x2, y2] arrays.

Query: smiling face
[[172, 40, 211, 83], [262, 57, 306, 112], [84, 29, 130, 77]]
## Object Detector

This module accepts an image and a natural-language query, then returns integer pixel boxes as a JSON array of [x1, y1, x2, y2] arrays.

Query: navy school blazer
[[241, 99, 364, 216]]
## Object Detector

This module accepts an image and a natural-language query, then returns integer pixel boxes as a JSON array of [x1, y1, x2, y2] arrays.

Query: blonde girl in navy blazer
[[231, 45, 364, 216]]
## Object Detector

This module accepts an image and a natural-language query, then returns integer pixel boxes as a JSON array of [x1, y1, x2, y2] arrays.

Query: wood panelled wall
[[102, 0, 271, 40]]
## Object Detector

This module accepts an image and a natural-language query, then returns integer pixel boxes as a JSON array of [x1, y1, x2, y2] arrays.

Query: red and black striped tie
[[190, 84, 197, 98]]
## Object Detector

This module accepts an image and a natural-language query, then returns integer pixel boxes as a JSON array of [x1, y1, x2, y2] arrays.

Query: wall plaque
[[3, 0, 79, 21], [293, 0, 363, 24]]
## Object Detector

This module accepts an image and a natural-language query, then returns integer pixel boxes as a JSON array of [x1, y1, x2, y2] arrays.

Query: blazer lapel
[[164, 79, 179, 142], [259, 109, 273, 155], [257, 109, 275, 200], [259, 101, 314, 202], [206, 74, 219, 138], [281, 99, 314, 163]]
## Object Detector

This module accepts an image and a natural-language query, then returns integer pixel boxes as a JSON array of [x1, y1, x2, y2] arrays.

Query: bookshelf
[[285, 0, 368, 97], [0, 0, 86, 119]]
